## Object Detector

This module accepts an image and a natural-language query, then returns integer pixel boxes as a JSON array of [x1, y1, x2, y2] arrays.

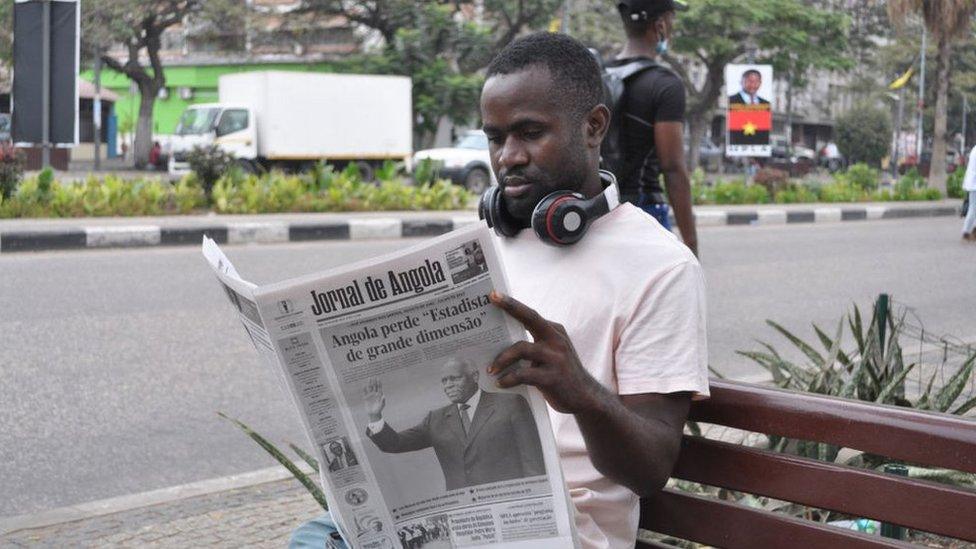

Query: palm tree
[[887, 0, 976, 194]]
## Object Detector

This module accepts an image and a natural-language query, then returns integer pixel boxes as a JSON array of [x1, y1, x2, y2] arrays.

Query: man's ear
[[585, 104, 611, 148], [655, 18, 668, 41]]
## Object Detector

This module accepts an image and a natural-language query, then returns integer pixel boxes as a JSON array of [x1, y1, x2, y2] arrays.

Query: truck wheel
[[236, 159, 258, 174], [464, 167, 491, 194], [354, 161, 376, 182]]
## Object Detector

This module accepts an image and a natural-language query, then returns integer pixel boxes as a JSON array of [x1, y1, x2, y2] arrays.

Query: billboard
[[12, 0, 80, 146], [725, 64, 772, 157]]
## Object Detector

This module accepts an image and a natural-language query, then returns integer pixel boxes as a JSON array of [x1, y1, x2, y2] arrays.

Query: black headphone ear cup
[[531, 191, 577, 245], [480, 186, 522, 237], [478, 186, 496, 228]]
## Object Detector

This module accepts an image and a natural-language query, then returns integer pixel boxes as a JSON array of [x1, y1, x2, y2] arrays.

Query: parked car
[[898, 151, 960, 176], [765, 137, 815, 177], [685, 137, 724, 172], [411, 130, 495, 194]]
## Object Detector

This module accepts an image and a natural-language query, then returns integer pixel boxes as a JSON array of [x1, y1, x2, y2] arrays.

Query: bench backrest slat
[[690, 379, 976, 473], [641, 488, 917, 549], [673, 435, 976, 542]]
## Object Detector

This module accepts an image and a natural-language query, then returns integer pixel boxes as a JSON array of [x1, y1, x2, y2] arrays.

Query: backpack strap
[[605, 58, 659, 81]]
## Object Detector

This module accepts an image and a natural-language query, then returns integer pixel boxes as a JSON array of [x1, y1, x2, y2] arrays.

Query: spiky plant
[[739, 300, 976, 467]]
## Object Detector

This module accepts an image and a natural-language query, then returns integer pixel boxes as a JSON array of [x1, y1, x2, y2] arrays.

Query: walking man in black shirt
[[607, 0, 698, 256]]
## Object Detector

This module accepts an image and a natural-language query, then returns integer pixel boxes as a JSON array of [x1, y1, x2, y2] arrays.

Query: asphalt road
[[2, 216, 974, 517]]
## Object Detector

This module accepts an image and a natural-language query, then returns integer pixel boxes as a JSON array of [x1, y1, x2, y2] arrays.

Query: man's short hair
[[485, 32, 604, 121], [742, 69, 762, 80], [617, 0, 675, 38]]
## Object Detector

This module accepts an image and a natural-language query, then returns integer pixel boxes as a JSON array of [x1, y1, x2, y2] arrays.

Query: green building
[[80, 61, 341, 136]]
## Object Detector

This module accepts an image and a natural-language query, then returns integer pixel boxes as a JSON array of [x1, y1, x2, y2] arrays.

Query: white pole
[[916, 25, 926, 160], [94, 43, 102, 170], [561, 0, 571, 35], [41, 0, 51, 168]]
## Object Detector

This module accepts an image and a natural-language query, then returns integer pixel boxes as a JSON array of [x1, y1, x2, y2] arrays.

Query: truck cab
[[168, 103, 257, 175]]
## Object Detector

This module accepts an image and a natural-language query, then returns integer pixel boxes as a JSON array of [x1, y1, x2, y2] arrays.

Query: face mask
[[656, 38, 669, 55]]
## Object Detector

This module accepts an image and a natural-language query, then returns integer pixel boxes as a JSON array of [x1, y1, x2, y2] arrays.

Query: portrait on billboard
[[725, 64, 773, 157]]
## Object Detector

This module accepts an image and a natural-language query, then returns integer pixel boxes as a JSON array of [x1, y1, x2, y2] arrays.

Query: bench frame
[[639, 379, 976, 548]]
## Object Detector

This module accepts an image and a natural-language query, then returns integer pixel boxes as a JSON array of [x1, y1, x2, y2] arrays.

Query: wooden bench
[[639, 379, 976, 548]]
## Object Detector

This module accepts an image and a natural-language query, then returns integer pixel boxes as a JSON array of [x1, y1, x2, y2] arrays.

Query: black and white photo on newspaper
[[203, 225, 578, 549]]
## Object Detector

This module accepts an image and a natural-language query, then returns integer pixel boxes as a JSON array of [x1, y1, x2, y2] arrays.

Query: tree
[[0, 2, 12, 65], [663, 0, 851, 170], [81, 1, 242, 169], [835, 105, 891, 167], [887, 0, 976, 193], [298, 1, 562, 147], [763, 5, 851, 156]]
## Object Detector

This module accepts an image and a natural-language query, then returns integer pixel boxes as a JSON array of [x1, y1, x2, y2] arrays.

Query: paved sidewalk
[[0, 199, 964, 253], [1, 478, 321, 548]]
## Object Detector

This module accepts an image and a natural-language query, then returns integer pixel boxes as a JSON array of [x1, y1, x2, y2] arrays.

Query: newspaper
[[202, 225, 578, 549]]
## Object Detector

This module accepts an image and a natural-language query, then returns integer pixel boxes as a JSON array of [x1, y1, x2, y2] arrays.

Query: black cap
[[617, 0, 687, 21]]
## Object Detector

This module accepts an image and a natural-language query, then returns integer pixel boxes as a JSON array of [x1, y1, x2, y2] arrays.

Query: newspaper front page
[[202, 225, 578, 549]]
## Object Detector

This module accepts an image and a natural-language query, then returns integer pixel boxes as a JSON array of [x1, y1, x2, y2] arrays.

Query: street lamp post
[[891, 88, 905, 181], [963, 94, 969, 153]]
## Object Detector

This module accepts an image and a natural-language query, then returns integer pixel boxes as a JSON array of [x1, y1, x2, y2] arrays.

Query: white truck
[[168, 71, 412, 176]]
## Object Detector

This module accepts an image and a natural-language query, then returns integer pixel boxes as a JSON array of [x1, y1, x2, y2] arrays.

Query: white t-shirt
[[963, 146, 976, 192], [494, 203, 710, 549]]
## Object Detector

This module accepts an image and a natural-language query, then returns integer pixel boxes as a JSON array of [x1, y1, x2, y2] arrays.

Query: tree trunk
[[133, 81, 157, 170], [929, 33, 951, 194], [686, 114, 706, 172]]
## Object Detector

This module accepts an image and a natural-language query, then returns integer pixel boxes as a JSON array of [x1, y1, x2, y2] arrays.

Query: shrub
[[890, 167, 941, 201], [412, 158, 441, 186], [0, 174, 200, 218], [744, 183, 770, 204], [702, 179, 771, 205], [211, 170, 471, 214], [773, 183, 819, 204], [0, 143, 24, 199], [837, 163, 880, 191], [817, 180, 867, 202], [37, 167, 54, 196], [835, 105, 891, 167], [947, 168, 964, 199], [752, 167, 789, 196], [187, 145, 235, 198], [689, 168, 711, 204]]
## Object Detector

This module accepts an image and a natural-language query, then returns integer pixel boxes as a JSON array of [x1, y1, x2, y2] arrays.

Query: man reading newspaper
[[293, 32, 708, 549]]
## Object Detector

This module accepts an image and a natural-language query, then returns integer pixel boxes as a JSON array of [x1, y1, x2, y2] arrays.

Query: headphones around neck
[[478, 170, 621, 246]]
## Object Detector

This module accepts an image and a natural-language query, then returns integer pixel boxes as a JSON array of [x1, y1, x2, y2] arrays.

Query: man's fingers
[[488, 340, 549, 375], [495, 362, 545, 389], [490, 291, 552, 339]]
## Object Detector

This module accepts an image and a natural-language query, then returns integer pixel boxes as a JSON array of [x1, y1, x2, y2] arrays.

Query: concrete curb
[[0, 464, 312, 536], [0, 202, 963, 253]]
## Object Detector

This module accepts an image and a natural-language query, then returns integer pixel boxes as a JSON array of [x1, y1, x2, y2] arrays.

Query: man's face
[[481, 66, 590, 222], [329, 441, 343, 456], [742, 73, 762, 96], [440, 360, 479, 404]]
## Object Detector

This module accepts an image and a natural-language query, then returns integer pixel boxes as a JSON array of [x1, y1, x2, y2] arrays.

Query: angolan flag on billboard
[[725, 64, 772, 157]]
